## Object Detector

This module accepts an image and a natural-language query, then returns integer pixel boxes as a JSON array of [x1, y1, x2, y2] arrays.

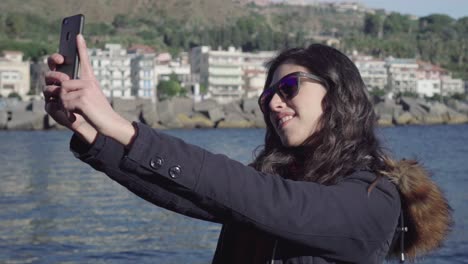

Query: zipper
[[270, 239, 278, 264]]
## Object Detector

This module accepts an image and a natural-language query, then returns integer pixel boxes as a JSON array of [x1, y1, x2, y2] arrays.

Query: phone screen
[[57, 14, 85, 79]]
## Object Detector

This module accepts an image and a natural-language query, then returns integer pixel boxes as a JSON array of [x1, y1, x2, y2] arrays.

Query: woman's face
[[268, 63, 327, 147]]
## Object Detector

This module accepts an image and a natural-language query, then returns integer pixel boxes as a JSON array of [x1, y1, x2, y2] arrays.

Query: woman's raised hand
[[43, 35, 136, 146]]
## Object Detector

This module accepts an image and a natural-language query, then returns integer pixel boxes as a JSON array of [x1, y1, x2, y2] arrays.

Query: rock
[[157, 99, 175, 125], [394, 112, 418, 125], [177, 113, 214, 128], [140, 101, 159, 127], [6, 111, 45, 130], [242, 98, 259, 114], [217, 112, 254, 128], [374, 98, 403, 121], [397, 97, 429, 123], [425, 102, 449, 124], [377, 114, 393, 126], [171, 97, 194, 115], [0, 111, 7, 129], [206, 107, 225, 123], [112, 98, 138, 113], [193, 99, 219, 112], [446, 109, 468, 124], [446, 99, 468, 115]]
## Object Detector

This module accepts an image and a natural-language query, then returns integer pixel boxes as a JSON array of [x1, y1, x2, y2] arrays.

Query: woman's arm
[[70, 131, 223, 223]]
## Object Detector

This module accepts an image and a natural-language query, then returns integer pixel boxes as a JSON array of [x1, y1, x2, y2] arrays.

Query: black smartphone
[[57, 14, 85, 79]]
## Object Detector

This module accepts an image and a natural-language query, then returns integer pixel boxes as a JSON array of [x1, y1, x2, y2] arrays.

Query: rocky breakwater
[[374, 97, 468, 126], [155, 97, 265, 129], [1, 96, 468, 131]]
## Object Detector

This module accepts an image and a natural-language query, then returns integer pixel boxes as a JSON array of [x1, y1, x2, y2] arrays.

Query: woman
[[44, 35, 452, 263]]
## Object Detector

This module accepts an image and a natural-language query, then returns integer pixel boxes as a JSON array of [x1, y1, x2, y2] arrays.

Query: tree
[[8, 92, 22, 100], [157, 79, 182, 99], [112, 14, 130, 29], [364, 14, 383, 38], [454, 17, 468, 66], [5, 13, 27, 37], [383, 13, 411, 35], [417, 14, 455, 64]]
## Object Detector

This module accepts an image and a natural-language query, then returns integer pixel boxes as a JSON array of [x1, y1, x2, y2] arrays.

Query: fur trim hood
[[383, 159, 453, 261]]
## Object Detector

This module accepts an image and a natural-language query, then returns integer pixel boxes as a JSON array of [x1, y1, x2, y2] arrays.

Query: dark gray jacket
[[70, 122, 401, 263]]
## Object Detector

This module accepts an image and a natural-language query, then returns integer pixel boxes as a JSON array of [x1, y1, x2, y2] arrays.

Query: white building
[[242, 51, 276, 98], [0, 51, 30, 98], [415, 60, 443, 97], [130, 53, 156, 100], [190, 46, 244, 104], [441, 76, 464, 96], [353, 55, 387, 91], [386, 58, 418, 94], [89, 44, 133, 99], [416, 79, 441, 97]]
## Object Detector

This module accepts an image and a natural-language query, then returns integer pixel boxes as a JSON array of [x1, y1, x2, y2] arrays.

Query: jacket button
[[150, 157, 164, 169], [169, 165, 182, 179]]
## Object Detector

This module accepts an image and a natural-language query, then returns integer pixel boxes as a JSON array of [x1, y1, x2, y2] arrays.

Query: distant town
[[0, 41, 466, 105]]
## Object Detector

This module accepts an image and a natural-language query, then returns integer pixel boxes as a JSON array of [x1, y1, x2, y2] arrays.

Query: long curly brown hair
[[251, 44, 391, 184]]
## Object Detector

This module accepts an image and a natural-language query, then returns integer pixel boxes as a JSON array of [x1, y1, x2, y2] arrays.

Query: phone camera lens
[[63, 19, 68, 25]]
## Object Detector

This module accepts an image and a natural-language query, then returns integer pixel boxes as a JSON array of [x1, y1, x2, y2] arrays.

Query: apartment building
[[155, 53, 192, 85], [242, 51, 275, 98], [353, 55, 388, 91], [0, 51, 30, 98], [190, 46, 244, 104], [414, 60, 444, 97], [386, 58, 418, 94], [89, 44, 133, 99], [441, 75, 464, 96], [130, 53, 156, 99]]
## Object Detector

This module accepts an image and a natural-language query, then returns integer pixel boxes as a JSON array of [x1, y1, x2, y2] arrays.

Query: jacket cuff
[[70, 132, 126, 169], [70, 132, 106, 160]]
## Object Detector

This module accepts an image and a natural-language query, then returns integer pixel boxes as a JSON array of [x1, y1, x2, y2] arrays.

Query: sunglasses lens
[[278, 75, 299, 99], [259, 88, 274, 112], [259, 74, 301, 113]]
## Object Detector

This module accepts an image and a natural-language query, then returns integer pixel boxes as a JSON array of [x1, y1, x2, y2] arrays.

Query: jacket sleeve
[[118, 123, 401, 263], [69, 131, 222, 223]]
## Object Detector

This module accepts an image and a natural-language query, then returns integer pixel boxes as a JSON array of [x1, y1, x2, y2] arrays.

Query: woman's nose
[[269, 93, 286, 111]]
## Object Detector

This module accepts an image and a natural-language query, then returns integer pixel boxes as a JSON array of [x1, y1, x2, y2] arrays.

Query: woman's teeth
[[279, 115, 293, 125]]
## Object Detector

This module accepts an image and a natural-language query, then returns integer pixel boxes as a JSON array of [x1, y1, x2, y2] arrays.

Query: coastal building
[[89, 44, 133, 99], [352, 55, 387, 91], [242, 51, 276, 98], [190, 46, 244, 104], [0, 51, 30, 98], [130, 53, 157, 100], [415, 61, 444, 97], [441, 75, 464, 96], [416, 79, 441, 97], [386, 58, 418, 94], [235, 0, 271, 6]]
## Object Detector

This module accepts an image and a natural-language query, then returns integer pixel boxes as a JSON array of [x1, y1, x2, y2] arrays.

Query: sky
[[282, 0, 468, 19], [350, 0, 467, 19]]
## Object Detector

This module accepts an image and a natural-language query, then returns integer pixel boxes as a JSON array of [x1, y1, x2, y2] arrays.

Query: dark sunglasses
[[258, 71, 327, 113]]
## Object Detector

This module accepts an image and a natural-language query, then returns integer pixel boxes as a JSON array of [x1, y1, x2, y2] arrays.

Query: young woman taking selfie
[[44, 35, 452, 263]]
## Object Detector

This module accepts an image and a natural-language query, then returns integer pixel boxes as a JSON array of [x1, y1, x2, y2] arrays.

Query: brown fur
[[381, 159, 453, 261]]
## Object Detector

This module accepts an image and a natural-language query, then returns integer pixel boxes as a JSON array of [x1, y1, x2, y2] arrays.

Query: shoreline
[[1, 96, 468, 131]]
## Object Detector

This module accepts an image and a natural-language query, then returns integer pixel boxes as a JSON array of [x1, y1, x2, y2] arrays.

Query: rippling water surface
[[0, 125, 467, 263]]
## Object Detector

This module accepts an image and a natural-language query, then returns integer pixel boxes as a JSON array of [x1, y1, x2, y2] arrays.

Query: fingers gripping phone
[[57, 14, 85, 79]]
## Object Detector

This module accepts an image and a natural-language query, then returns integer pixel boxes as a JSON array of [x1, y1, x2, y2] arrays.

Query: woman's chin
[[280, 136, 301, 147]]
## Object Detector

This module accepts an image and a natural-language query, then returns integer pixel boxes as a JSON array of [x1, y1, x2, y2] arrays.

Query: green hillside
[[0, 0, 466, 79]]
